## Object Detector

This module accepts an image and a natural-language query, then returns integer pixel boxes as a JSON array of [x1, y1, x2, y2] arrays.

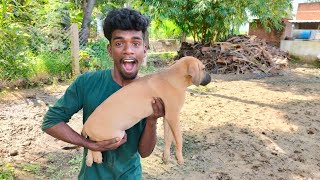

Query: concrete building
[[281, 2, 320, 62]]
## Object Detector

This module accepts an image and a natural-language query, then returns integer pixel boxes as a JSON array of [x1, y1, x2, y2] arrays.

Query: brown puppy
[[82, 56, 211, 166]]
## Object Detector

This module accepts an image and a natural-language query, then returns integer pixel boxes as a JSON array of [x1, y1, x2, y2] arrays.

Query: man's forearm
[[138, 118, 157, 158], [44, 122, 90, 148]]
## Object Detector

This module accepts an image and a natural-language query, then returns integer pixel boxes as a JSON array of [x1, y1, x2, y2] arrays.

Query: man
[[42, 8, 164, 179]]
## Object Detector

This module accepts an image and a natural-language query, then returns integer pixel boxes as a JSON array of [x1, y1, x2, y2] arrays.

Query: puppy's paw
[[162, 152, 171, 164], [93, 151, 103, 164], [175, 152, 184, 165], [86, 153, 93, 167], [177, 157, 184, 165]]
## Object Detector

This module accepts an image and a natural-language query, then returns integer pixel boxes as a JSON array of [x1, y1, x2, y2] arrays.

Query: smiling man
[[42, 8, 164, 179]]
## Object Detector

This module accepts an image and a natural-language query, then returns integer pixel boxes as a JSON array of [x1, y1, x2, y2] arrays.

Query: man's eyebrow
[[112, 36, 124, 41], [132, 36, 143, 40], [112, 35, 143, 41]]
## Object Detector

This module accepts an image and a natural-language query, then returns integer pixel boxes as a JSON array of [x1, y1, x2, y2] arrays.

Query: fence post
[[70, 23, 80, 76]]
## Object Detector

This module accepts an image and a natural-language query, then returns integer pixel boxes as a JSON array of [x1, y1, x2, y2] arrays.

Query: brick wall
[[296, 3, 320, 20], [248, 19, 291, 46]]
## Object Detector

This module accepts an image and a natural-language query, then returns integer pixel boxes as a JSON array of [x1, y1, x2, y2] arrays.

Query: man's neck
[[111, 69, 138, 87]]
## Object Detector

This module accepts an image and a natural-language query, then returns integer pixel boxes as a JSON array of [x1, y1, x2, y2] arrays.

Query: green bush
[[0, 25, 31, 81], [34, 50, 72, 77], [80, 38, 113, 71], [149, 19, 182, 39]]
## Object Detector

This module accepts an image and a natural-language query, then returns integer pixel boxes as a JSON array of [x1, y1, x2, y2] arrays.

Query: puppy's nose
[[200, 73, 211, 86]]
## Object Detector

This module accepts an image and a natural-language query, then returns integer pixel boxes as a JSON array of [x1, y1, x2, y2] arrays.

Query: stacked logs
[[175, 35, 289, 74]]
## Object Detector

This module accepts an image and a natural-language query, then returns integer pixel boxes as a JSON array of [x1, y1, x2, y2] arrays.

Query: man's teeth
[[124, 60, 135, 63]]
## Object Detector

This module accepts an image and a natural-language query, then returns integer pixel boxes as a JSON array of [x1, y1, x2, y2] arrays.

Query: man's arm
[[44, 122, 127, 151], [138, 97, 165, 158]]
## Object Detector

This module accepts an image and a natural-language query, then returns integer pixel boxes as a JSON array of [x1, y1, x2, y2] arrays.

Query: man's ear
[[143, 44, 148, 57], [107, 44, 112, 56], [188, 63, 200, 86]]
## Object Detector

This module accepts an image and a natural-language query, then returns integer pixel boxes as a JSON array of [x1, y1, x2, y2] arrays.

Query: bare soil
[[0, 67, 319, 180]]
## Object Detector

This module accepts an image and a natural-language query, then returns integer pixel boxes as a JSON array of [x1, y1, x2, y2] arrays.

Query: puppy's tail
[[62, 128, 87, 150]]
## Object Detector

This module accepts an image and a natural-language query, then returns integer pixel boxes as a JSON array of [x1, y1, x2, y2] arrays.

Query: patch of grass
[[289, 55, 320, 68], [40, 153, 82, 179], [188, 83, 217, 93], [20, 163, 41, 175], [148, 52, 177, 62], [140, 64, 157, 74], [311, 60, 320, 68], [0, 163, 15, 180], [66, 154, 82, 175]]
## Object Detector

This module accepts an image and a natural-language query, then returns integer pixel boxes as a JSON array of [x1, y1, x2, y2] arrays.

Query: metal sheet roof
[[289, 20, 320, 23]]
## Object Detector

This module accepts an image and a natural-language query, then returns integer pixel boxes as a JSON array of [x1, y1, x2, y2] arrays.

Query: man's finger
[[112, 137, 120, 143]]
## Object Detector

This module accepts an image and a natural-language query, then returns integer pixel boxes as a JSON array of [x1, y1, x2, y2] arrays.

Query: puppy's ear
[[188, 63, 201, 86]]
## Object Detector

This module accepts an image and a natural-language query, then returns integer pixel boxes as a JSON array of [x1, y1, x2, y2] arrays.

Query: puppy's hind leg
[[162, 119, 174, 164], [92, 151, 103, 164]]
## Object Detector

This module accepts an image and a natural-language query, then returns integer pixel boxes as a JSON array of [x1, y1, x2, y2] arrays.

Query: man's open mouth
[[122, 59, 137, 73]]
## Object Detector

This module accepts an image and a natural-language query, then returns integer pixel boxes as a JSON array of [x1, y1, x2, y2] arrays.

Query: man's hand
[[139, 97, 165, 157], [86, 133, 127, 152], [148, 97, 165, 121]]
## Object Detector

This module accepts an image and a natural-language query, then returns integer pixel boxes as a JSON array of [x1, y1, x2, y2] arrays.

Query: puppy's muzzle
[[200, 73, 211, 86]]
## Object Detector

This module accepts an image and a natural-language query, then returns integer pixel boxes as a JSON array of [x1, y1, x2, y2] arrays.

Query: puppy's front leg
[[86, 150, 103, 167], [92, 151, 103, 164], [86, 149, 94, 167], [162, 119, 174, 164]]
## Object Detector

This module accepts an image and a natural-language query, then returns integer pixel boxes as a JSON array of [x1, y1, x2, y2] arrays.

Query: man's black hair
[[103, 8, 150, 42]]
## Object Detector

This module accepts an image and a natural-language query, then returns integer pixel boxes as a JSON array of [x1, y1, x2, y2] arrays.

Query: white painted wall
[[280, 40, 320, 62]]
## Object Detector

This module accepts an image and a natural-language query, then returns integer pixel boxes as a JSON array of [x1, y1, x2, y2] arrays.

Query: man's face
[[108, 30, 147, 80]]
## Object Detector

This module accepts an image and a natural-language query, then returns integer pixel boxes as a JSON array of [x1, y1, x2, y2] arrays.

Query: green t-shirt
[[42, 69, 146, 180]]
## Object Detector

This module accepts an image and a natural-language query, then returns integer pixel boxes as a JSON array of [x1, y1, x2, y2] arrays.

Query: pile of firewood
[[175, 35, 289, 74]]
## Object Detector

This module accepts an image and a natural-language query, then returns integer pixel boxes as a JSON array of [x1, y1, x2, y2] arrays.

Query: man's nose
[[123, 44, 134, 54]]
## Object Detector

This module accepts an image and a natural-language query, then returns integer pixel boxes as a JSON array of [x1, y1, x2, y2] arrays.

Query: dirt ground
[[0, 66, 319, 180]]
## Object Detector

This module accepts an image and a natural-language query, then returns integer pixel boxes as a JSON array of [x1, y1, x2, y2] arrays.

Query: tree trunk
[[79, 0, 96, 47], [181, 32, 186, 43]]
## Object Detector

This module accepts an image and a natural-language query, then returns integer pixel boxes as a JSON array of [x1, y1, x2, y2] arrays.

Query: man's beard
[[120, 71, 138, 80]]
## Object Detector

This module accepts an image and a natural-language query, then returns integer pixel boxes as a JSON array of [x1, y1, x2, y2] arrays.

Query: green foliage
[[33, 50, 72, 77], [149, 19, 182, 39], [141, 0, 292, 44], [0, 0, 77, 83], [0, 25, 30, 80], [148, 52, 177, 62], [80, 38, 113, 72], [0, 163, 15, 180], [67, 154, 82, 174], [21, 163, 41, 175]]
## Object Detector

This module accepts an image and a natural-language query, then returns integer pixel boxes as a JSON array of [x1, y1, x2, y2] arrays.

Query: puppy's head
[[185, 56, 211, 86]]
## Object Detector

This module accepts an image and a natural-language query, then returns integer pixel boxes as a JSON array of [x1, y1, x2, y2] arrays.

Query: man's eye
[[115, 42, 123, 46], [133, 42, 140, 46]]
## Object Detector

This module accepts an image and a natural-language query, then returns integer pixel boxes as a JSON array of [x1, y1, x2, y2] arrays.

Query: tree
[[79, 0, 96, 46], [140, 0, 292, 44]]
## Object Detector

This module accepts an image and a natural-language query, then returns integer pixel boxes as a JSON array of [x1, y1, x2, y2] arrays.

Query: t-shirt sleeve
[[42, 75, 84, 130]]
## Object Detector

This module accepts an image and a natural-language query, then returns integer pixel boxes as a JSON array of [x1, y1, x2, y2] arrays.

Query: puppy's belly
[[89, 129, 125, 142], [85, 94, 154, 141]]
